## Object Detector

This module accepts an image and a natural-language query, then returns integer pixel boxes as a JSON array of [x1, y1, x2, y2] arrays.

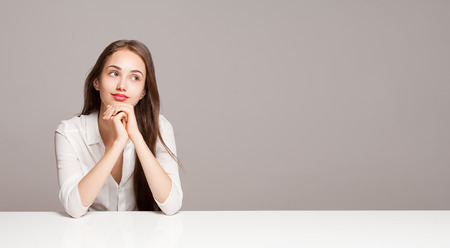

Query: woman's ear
[[93, 79, 100, 91]]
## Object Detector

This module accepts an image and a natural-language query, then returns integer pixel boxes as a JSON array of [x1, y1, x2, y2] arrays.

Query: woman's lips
[[112, 94, 128, 101]]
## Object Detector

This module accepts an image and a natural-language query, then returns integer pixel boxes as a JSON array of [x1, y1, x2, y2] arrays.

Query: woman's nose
[[116, 78, 127, 91]]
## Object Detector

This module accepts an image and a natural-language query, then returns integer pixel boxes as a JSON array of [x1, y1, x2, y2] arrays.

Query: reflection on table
[[1, 211, 450, 247]]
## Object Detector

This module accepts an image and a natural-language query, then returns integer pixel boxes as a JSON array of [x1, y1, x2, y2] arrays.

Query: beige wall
[[0, 0, 449, 211]]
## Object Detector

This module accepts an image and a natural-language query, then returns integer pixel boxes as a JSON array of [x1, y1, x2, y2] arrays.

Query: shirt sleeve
[[54, 127, 89, 218], [154, 116, 183, 215]]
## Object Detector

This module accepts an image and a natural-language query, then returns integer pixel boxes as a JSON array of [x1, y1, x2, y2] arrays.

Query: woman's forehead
[[105, 49, 146, 73]]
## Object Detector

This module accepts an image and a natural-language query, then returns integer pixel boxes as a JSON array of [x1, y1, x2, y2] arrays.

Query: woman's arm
[[78, 111, 129, 208], [55, 129, 88, 218], [130, 116, 183, 215], [77, 141, 126, 207], [104, 104, 183, 215], [131, 133, 173, 204]]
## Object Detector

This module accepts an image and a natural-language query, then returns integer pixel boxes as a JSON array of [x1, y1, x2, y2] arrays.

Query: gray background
[[0, 0, 449, 211]]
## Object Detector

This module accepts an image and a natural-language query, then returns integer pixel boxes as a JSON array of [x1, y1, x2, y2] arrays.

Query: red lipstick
[[112, 93, 128, 101]]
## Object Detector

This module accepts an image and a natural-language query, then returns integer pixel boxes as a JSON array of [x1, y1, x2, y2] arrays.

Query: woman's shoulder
[[158, 114, 174, 131], [156, 114, 177, 153], [55, 112, 97, 135]]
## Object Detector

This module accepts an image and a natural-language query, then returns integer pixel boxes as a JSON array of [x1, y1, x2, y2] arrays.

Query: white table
[[1, 211, 449, 247]]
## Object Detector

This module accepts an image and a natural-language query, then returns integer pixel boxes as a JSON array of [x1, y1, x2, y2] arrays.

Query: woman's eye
[[131, 75, 139, 81], [109, 71, 118, 77]]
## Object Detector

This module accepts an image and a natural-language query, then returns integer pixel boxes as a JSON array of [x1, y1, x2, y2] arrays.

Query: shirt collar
[[86, 111, 102, 145]]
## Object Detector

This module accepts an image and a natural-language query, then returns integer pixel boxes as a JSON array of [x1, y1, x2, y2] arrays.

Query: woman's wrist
[[129, 131, 143, 143], [112, 138, 128, 150]]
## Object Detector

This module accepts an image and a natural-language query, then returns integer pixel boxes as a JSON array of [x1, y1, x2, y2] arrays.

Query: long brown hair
[[79, 39, 181, 211]]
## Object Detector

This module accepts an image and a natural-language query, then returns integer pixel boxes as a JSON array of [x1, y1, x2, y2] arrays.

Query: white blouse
[[54, 111, 183, 218]]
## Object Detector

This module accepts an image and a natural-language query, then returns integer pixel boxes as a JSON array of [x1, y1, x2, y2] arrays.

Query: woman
[[55, 40, 183, 218]]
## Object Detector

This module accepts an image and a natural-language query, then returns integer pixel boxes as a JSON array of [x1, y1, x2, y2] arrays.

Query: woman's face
[[94, 48, 147, 108]]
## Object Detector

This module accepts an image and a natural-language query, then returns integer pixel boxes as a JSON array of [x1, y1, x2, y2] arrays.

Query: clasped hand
[[102, 103, 141, 145]]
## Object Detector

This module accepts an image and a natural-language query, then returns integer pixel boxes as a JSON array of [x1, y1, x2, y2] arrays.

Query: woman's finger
[[104, 104, 132, 120], [103, 105, 115, 119], [103, 104, 113, 116], [113, 107, 122, 117], [113, 112, 128, 127], [113, 106, 130, 117], [107, 106, 119, 119], [112, 111, 124, 120]]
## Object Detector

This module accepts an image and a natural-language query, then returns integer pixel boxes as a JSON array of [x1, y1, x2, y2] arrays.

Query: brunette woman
[[55, 40, 183, 218]]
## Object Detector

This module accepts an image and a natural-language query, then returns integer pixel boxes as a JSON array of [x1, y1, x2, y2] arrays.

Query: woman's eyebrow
[[106, 65, 144, 76], [106, 65, 121, 70], [131, 70, 144, 76]]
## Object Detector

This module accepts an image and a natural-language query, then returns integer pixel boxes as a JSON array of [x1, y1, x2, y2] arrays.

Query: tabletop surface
[[1, 210, 449, 247]]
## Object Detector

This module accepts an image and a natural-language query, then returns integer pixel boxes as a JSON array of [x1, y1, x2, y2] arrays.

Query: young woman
[[55, 40, 183, 218]]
